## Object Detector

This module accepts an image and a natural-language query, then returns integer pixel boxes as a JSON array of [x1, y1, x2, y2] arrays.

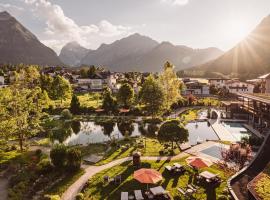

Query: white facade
[[208, 78, 230, 88], [183, 82, 210, 96], [0, 76, 4, 85], [77, 78, 103, 90], [90, 79, 103, 90], [266, 78, 270, 93], [225, 81, 254, 94]]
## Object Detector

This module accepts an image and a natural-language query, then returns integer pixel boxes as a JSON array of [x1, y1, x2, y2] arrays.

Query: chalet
[[0, 76, 4, 85], [182, 80, 210, 96], [258, 73, 270, 93], [208, 78, 232, 88], [224, 80, 254, 94]]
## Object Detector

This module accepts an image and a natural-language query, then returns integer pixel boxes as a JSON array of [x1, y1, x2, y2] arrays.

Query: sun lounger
[[165, 166, 172, 171], [134, 190, 144, 200], [177, 187, 185, 195], [121, 192, 129, 200], [187, 184, 198, 193]]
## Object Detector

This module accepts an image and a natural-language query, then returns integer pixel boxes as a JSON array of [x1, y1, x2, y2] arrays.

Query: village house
[[224, 80, 254, 94], [0, 75, 4, 85], [208, 78, 232, 88], [258, 73, 270, 93], [182, 79, 210, 96]]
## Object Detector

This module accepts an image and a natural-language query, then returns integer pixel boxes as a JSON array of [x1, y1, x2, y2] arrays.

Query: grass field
[[79, 137, 181, 166], [82, 158, 230, 200]]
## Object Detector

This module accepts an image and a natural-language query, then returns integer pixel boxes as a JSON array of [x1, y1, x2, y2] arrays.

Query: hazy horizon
[[1, 0, 270, 54]]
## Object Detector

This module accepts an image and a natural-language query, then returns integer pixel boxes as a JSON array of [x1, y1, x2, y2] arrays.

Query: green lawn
[[79, 137, 181, 166], [180, 109, 199, 123], [0, 150, 22, 165], [51, 92, 102, 109], [82, 158, 230, 200], [197, 98, 221, 107], [255, 163, 270, 199], [77, 93, 102, 109]]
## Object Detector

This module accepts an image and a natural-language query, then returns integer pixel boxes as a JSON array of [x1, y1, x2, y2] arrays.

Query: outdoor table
[[199, 171, 217, 180], [128, 194, 134, 200], [146, 193, 154, 199], [150, 186, 166, 196], [165, 166, 172, 171], [186, 188, 193, 194], [173, 163, 183, 169]]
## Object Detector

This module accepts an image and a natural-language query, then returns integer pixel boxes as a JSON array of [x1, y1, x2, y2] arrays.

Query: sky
[[0, 0, 270, 54]]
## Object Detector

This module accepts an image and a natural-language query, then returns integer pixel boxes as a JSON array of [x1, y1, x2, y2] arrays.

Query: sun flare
[[223, 19, 252, 43]]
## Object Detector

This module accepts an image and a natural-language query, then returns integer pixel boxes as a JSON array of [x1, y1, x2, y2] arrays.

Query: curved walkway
[[0, 178, 8, 200], [61, 152, 189, 200]]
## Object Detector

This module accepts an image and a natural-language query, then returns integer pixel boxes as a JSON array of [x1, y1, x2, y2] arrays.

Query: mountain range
[[61, 33, 223, 72], [0, 11, 62, 66], [193, 15, 270, 79], [59, 42, 89, 66], [1, 10, 270, 77]]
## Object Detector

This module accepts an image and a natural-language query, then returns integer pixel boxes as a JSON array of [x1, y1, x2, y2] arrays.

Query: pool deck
[[209, 119, 237, 142], [243, 124, 264, 138], [185, 141, 229, 163]]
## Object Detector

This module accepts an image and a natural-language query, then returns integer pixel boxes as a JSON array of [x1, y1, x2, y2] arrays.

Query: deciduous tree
[[102, 87, 117, 113], [70, 94, 81, 114], [139, 75, 165, 117], [159, 61, 182, 110], [117, 83, 134, 108], [158, 120, 188, 150]]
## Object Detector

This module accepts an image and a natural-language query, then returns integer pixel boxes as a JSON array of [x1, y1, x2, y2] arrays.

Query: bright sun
[[223, 19, 252, 44]]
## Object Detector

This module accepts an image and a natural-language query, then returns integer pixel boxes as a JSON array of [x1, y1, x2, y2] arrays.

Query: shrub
[[44, 195, 61, 200], [35, 149, 42, 158], [50, 144, 67, 168], [143, 117, 163, 124], [8, 181, 28, 200], [76, 193, 84, 200], [61, 109, 73, 120], [217, 195, 229, 200], [66, 148, 82, 171], [37, 158, 53, 174]]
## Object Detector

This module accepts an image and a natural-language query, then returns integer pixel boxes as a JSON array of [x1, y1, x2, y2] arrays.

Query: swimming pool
[[222, 122, 251, 141], [201, 145, 226, 159], [185, 121, 219, 146]]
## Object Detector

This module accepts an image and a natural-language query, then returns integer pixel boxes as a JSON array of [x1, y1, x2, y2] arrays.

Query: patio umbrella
[[186, 156, 213, 169], [134, 168, 162, 189]]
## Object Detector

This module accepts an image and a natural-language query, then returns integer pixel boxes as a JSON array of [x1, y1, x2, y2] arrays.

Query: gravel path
[[0, 178, 8, 200], [61, 152, 189, 200]]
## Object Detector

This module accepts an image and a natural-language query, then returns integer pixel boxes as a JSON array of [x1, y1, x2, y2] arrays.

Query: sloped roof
[[258, 73, 270, 79]]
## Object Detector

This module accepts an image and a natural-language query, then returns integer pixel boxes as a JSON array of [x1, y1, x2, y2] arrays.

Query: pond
[[50, 120, 159, 146], [50, 118, 221, 146], [64, 121, 142, 146]]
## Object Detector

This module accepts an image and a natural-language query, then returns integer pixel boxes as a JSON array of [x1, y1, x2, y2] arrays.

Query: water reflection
[[50, 121, 73, 143], [117, 120, 134, 136]]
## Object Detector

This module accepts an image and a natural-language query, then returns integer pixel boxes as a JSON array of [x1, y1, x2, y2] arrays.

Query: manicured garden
[[79, 137, 181, 166], [254, 163, 270, 199], [81, 157, 231, 200]]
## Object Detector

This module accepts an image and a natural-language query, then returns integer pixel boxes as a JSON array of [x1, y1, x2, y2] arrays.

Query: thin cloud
[[0, 3, 24, 13], [23, 0, 132, 53], [161, 0, 189, 6]]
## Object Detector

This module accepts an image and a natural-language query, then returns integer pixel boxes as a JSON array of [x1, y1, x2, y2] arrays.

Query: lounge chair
[[103, 175, 109, 183], [121, 192, 128, 200], [134, 190, 144, 200], [177, 187, 186, 195], [165, 166, 172, 171], [187, 184, 198, 192], [115, 175, 121, 184]]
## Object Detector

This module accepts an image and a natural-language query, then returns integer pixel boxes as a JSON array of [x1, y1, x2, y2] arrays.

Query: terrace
[[80, 158, 231, 200]]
